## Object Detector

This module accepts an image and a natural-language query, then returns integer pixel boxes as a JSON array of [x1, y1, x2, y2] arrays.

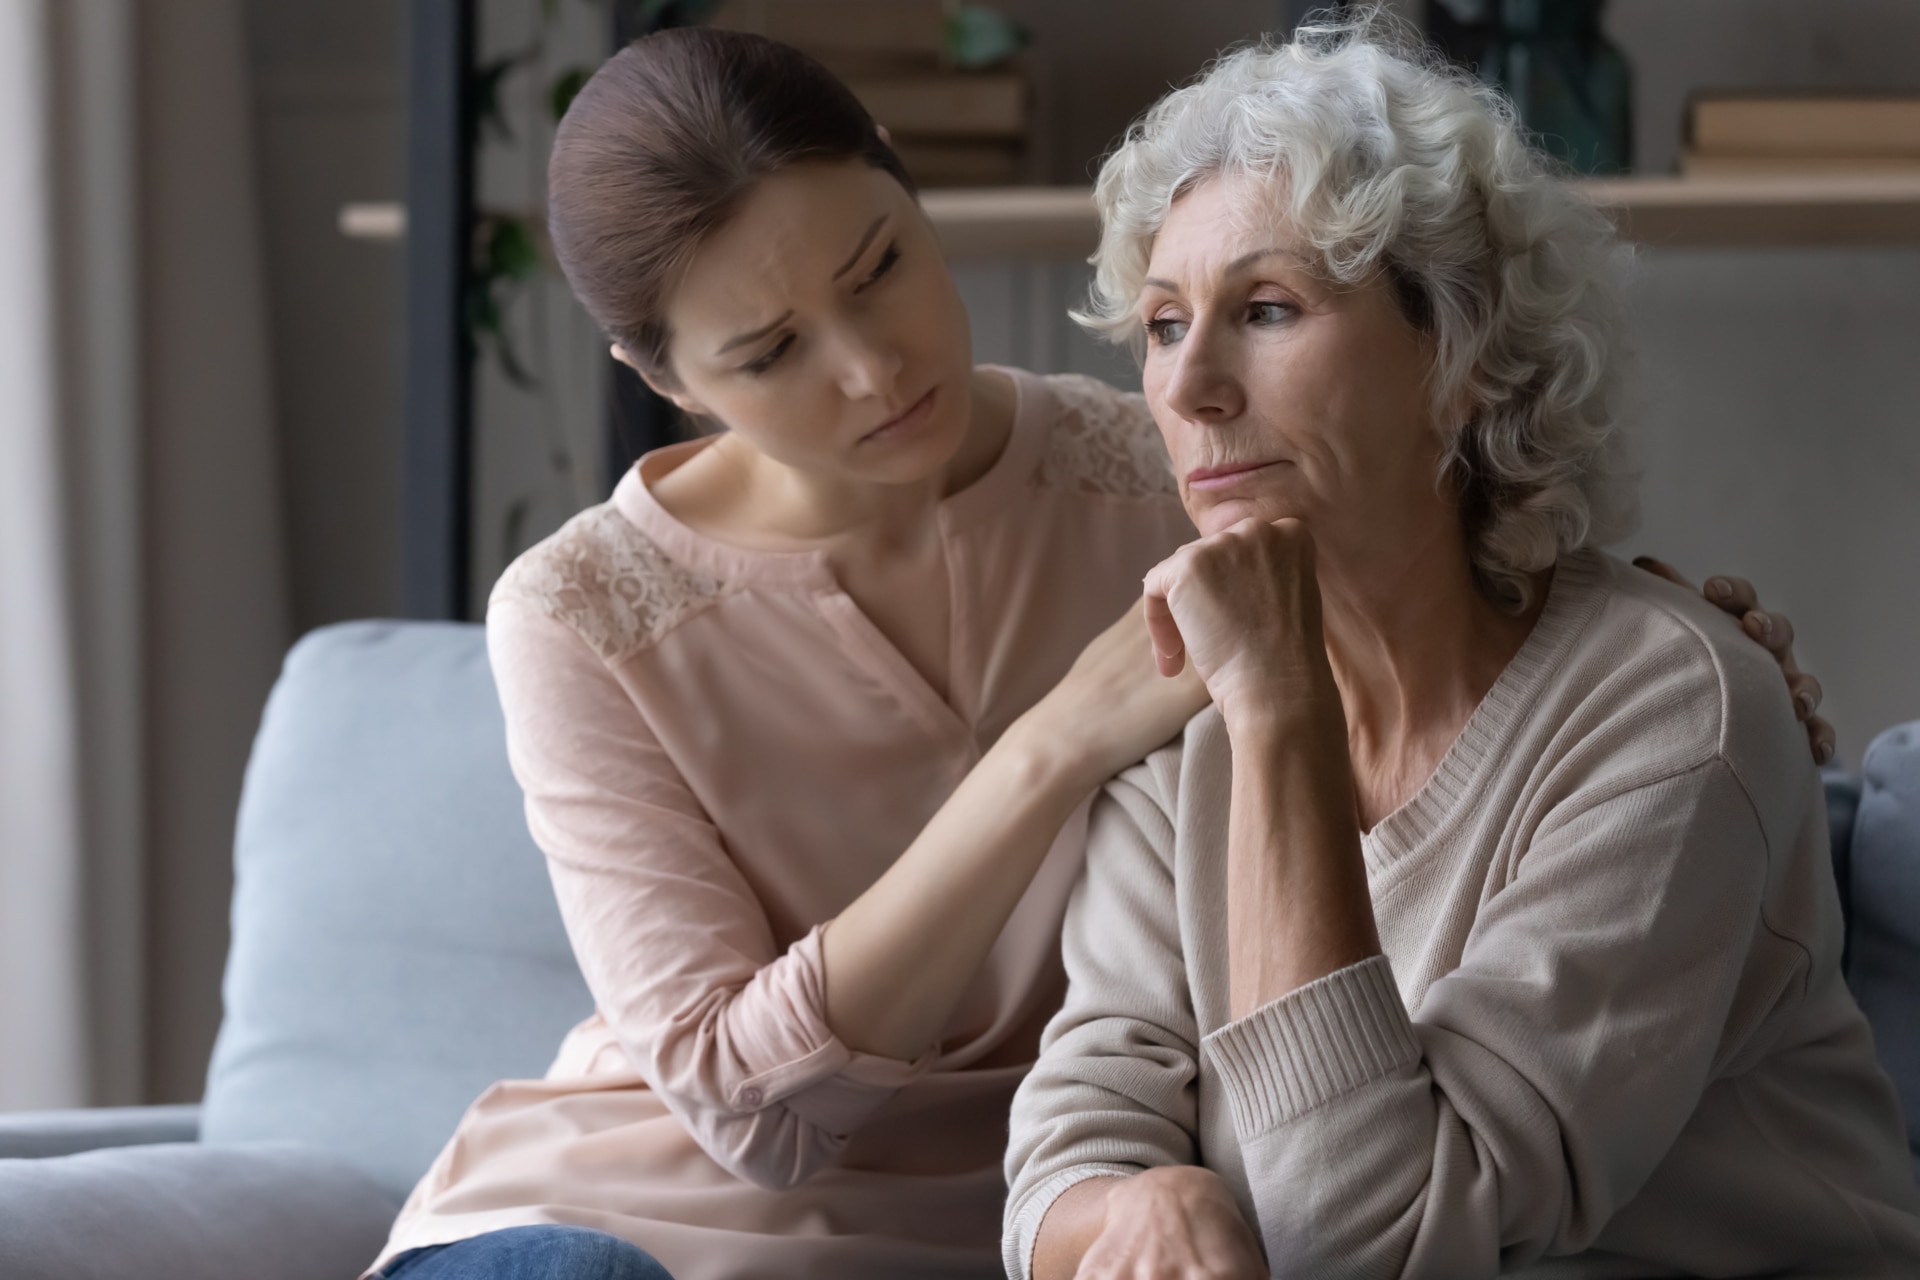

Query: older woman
[[1007, 20, 1920, 1280]]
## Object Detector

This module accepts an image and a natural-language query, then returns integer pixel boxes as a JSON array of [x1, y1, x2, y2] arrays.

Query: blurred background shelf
[[344, 175, 1920, 263]]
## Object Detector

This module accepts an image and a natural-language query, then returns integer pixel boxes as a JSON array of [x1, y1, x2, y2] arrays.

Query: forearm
[[1225, 705, 1377, 1021], [822, 715, 1097, 1061]]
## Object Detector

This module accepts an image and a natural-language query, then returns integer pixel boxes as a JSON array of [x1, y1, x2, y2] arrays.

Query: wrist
[[1219, 676, 1341, 746], [993, 712, 1105, 800]]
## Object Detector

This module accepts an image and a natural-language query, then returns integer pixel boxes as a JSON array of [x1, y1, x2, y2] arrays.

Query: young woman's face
[[639, 162, 975, 487]]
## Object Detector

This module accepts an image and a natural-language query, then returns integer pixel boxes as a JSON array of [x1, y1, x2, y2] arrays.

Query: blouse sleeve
[[487, 598, 930, 1191]]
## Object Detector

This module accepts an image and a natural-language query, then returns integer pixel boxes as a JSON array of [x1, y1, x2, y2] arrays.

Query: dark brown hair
[[548, 27, 914, 380]]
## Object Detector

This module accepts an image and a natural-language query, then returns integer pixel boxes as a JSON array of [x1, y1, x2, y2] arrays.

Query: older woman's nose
[[1162, 326, 1245, 424]]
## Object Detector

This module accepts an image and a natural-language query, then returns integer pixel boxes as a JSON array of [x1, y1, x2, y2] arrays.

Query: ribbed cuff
[[1202, 955, 1419, 1139], [1003, 1165, 1135, 1280]]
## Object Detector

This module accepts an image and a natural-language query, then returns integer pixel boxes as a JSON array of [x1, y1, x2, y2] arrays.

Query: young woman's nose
[[1162, 319, 1245, 425], [831, 321, 904, 402]]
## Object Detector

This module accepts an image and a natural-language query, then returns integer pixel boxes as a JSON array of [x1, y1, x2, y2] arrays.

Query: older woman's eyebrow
[[1142, 248, 1309, 296]]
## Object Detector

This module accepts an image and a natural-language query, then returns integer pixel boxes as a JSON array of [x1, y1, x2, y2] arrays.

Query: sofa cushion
[[0, 1142, 396, 1280], [0, 1102, 200, 1158], [201, 621, 594, 1199], [1847, 721, 1920, 1180]]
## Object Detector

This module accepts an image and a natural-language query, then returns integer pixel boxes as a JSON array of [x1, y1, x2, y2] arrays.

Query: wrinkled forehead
[[664, 162, 908, 344], [1144, 167, 1322, 288]]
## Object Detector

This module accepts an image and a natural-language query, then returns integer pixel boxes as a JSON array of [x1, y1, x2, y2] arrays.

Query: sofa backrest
[[1846, 721, 1920, 1182], [200, 621, 594, 1201]]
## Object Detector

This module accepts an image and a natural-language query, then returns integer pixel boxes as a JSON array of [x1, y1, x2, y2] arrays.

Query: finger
[[1741, 608, 1796, 656], [1702, 574, 1758, 617], [1787, 672, 1823, 722], [1809, 717, 1837, 768], [1141, 581, 1187, 678], [1632, 555, 1694, 591]]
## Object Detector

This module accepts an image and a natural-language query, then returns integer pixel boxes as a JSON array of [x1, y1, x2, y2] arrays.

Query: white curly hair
[[1081, 9, 1639, 611]]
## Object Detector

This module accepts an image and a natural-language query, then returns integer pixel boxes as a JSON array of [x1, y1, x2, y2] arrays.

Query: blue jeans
[[381, 1225, 674, 1279]]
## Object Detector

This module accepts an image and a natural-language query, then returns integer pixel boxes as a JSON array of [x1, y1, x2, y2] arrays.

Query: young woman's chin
[[846, 380, 972, 484]]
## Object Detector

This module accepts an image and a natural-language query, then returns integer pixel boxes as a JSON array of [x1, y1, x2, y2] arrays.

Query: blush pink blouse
[[370, 369, 1196, 1280]]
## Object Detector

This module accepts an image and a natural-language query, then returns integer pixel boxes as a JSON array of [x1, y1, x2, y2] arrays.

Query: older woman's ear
[[1632, 556, 1836, 765]]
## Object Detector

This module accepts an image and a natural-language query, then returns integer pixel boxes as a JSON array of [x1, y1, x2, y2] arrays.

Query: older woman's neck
[[1316, 533, 1547, 828]]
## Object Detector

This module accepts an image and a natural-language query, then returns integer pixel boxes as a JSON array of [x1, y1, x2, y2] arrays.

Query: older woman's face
[[1139, 173, 1448, 546]]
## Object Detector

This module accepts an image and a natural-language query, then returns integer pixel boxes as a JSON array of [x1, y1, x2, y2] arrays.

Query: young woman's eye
[[742, 334, 793, 374], [1144, 317, 1189, 346], [1248, 300, 1295, 325], [857, 243, 901, 291]]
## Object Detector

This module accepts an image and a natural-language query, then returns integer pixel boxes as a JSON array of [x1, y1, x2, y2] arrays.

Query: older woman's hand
[[1067, 1168, 1269, 1280], [1140, 517, 1336, 730]]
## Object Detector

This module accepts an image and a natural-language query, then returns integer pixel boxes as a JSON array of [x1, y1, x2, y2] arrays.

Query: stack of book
[[709, 0, 1030, 187], [1684, 94, 1920, 177]]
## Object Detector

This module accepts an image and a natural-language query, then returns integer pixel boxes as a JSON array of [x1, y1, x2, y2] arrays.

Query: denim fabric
[[383, 1226, 672, 1280]]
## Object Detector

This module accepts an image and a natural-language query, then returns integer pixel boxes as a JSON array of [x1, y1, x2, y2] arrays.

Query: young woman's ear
[[611, 343, 708, 419]]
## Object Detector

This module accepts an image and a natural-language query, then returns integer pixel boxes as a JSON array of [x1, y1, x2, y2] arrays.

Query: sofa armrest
[[0, 1141, 398, 1280], [0, 1104, 202, 1158]]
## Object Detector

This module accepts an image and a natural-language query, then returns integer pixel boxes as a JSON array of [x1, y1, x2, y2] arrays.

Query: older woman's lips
[[857, 387, 937, 445], [1185, 461, 1283, 491]]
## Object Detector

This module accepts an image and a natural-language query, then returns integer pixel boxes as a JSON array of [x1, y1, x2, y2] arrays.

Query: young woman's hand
[[1029, 601, 1211, 791], [1067, 1167, 1268, 1280], [1632, 557, 1836, 765]]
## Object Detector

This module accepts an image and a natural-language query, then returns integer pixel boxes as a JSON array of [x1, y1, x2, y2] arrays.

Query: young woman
[[367, 27, 1833, 1280]]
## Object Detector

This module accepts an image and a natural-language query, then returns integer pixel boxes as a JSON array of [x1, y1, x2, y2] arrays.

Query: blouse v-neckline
[[611, 368, 1051, 742]]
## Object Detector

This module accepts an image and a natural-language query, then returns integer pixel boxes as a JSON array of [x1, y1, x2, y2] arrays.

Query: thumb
[[1141, 566, 1187, 679]]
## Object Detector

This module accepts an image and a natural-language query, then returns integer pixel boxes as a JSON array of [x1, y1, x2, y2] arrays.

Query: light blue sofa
[[0, 621, 1915, 1279]]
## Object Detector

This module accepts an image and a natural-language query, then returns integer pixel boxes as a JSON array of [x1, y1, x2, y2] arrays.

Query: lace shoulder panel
[[1035, 373, 1178, 499], [491, 504, 726, 664]]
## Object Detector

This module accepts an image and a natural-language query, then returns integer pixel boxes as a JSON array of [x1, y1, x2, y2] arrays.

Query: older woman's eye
[[742, 334, 794, 374], [1248, 301, 1295, 325], [1145, 317, 1189, 345]]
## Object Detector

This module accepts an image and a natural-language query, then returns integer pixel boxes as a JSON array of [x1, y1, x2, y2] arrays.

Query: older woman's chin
[[1183, 493, 1302, 537]]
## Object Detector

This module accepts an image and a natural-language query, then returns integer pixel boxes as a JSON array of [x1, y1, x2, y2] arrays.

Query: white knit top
[[1005, 550, 1920, 1279]]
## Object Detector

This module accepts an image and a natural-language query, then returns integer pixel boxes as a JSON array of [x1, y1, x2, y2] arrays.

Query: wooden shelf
[[342, 176, 1920, 258], [1583, 175, 1920, 248], [922, 175, 1920, 260]]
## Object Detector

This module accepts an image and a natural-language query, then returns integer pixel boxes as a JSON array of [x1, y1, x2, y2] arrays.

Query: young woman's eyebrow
[[832, 215, 889, 281], [716, 311, 794, 356]]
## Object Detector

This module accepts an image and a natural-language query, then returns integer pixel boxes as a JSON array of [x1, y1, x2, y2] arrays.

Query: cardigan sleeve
[[1205, 756, 1801, 1279], [487, 599, 930, 1192], [1001, 757, 1209, 1280]]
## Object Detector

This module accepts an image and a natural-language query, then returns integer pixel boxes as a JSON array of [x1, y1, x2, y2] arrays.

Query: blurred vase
[[1484, 0, 1632, 173], [1430, 0, 1633, 174]]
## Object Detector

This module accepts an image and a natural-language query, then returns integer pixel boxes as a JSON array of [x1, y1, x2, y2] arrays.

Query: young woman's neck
[[709, 367, 1015, 553]]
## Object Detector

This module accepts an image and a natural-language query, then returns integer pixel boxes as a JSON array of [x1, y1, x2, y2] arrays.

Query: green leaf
[[945, 5, 1029, 70], [488, 218, 541, 281], [549, 67, 591, 120]]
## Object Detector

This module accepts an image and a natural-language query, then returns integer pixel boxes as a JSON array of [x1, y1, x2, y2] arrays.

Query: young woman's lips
[[1185, 460, 1283, 491], [857, 387, 937, 444]]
